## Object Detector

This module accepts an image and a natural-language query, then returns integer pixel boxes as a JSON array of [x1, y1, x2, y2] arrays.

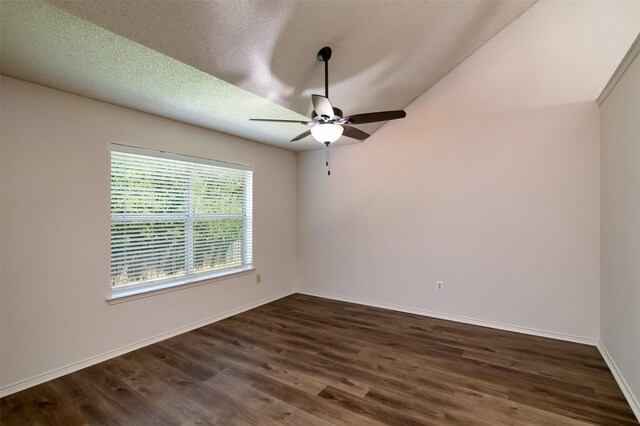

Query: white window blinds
[[110, 145, 252, 295]]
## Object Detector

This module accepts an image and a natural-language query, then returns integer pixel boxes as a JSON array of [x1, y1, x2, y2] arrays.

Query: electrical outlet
[[436, 280, 444, 291], [256, 274, 261, 284]]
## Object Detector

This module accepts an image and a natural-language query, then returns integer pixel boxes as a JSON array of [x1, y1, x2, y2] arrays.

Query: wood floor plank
[[363, 385, 447, 422], [123, 349, 281, 425], [0, 383, 86, 426], [356, 347, 509, 399], [102, 355, 220, 425], [77, 363, 180, 425], [49, 370, 134, 425], [223, 366, 383, 426], [203, 369, 333, 426], [206, 342, 330, 395], [450, 387, 594, 426], [1, 293, 637, 425], [318, 385, 432, 426]]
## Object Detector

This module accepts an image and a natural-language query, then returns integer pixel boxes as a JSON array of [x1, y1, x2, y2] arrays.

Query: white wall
[[0, 76, 297, 393], [600, 41, 640, 413], [297, 1, 640, 341]]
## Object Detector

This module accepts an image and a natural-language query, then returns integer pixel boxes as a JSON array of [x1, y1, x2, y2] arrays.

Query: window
[[110, 145, 253, 299]]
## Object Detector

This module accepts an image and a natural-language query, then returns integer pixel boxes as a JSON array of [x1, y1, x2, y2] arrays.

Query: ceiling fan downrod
[[319, 47, 333, 175], [317, 46, 332, 99]]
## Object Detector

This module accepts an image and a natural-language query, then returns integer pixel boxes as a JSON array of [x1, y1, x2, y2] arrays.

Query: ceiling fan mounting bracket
[[317, 46, 332, 62]]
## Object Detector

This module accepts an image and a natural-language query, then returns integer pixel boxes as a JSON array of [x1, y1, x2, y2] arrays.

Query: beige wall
[[600, 42, 640, 413], [297, 1, 639, 341], [0, 77, 297, 392]]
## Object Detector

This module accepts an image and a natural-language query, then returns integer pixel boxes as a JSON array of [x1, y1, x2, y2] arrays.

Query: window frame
[[109, 144, 253, 302]]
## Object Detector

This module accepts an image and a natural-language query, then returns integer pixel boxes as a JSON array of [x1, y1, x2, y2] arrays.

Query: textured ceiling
[[1, 0, 535, 151]]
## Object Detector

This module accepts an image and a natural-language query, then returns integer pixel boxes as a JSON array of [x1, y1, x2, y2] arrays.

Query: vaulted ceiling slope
[[1, 0, 535, 151]]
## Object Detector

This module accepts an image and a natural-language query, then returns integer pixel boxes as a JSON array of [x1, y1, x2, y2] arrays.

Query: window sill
[[106, 266, 255, 304]]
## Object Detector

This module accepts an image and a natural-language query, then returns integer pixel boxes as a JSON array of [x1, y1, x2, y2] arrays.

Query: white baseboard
[[597, 341, 640, 421], [297, 289, 599, 346], [0, 290, 295, 398]]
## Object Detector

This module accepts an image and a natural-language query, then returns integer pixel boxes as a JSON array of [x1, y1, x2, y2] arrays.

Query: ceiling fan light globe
[[311, 123, 343, 143]]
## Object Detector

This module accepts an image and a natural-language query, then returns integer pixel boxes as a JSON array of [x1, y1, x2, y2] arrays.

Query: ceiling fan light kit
[[251, 46, 406, 174], [310, 123, 343, 144]]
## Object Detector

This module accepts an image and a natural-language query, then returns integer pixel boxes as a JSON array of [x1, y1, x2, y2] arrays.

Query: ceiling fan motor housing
[[311, 107, 343, 120]]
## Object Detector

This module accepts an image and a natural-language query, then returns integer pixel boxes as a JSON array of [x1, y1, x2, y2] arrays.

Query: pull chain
[[324, 141, 331, 175]]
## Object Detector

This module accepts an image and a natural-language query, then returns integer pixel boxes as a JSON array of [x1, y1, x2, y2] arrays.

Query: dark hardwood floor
[[1, 294, 637, 425]]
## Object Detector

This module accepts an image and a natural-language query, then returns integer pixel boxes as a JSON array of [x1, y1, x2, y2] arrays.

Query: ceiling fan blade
[[341, 125, 370, 140], [291, 130, 312, 142], [344, 110, 406, 125], [250, 118, 312, 124], [312, 94, 334, 118]]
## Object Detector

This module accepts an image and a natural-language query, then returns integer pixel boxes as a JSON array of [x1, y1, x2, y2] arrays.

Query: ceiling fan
[[250, 47, 406, 163]]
